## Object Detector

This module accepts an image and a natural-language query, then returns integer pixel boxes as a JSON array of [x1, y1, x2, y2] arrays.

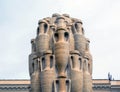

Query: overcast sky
[[0, 0, 120, 80]]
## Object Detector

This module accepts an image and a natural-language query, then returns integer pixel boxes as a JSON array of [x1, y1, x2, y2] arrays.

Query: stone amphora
[[36, 20, 50, 56], [70, 51, 83, 92], [55, 16, 66, 29], [74, 34, 86, 56], [53, 29, 69, 78], [73, 20, 86, 56], [54, 78, 71, 92]]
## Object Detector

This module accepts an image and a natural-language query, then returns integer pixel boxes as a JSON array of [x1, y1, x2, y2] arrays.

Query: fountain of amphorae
[[29, 13, 93, 92]]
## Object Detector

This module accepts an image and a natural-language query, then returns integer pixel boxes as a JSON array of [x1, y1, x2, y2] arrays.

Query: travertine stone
[[29, 14, 93, 92], [83, 57, 92, 92], [49, 24, 56, 51], [31, 39, 36, 53], [36, 34, 49, 55], [74, 34, 86, 56], [54, 78, 71, 92], [30, 58, 40, 92], [41, 70, 55, 92], [85, 38, 92, 74], [40, 50, 55, 71], [71, 70, 83, 92], [54, 29, 69, 78], [55, 16, 66, 29], [67, 24, 74, 51], [52, 13, 60, 24], [36, 20, 50, 56], [70, 50, 80, 70], [29, 54, 37, 76], [73, 20, 84, 35], [70, 50, 83, 92]]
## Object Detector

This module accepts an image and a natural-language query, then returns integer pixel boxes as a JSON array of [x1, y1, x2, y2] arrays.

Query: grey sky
[[0, 0, 120, 79]]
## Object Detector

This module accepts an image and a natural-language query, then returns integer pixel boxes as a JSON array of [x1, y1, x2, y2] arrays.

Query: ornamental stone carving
[[29, 13, 93, 92]]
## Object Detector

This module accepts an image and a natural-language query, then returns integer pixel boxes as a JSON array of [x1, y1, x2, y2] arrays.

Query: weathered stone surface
[[29, 14, 93, 92], [1, 79, 120, 92]]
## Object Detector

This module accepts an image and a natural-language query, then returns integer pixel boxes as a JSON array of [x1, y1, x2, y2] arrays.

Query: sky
[[0, 0, 120, 80]]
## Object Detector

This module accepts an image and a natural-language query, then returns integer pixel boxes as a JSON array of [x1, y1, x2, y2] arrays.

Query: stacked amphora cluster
[[29, 13, 93, 92]]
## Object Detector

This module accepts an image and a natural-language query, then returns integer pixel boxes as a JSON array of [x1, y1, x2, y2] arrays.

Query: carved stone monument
[[29, 13, 93, 92]]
